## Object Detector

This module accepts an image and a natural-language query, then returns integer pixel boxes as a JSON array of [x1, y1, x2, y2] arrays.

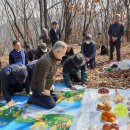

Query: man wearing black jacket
[[49, 21, 61, 46], [108, 14, 124, 61]]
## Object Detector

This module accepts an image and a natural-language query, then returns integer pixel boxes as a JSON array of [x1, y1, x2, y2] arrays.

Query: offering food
[[114, 90, 124, 103], [98, 95, 110, 102], [98, 87, 109, 94], [101, 111, 116, 123], [102, 123, 119, 130], [97, 103, 105, 110], [97, 102, 112, 111], [114, 104, 128, 117], [111, 123, 119, 130], [102, 123, 111, 130]]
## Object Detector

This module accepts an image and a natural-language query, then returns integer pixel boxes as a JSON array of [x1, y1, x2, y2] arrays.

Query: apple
[[111, 123, 119, 130], [102, 123, 111, 130]]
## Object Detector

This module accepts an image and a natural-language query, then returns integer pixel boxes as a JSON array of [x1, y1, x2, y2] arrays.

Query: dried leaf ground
[[1, 43, 130, 89], [56, 43, 130, 89]]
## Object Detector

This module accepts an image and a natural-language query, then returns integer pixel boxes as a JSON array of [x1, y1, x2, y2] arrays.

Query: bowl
[[98, 87, 110, 94]]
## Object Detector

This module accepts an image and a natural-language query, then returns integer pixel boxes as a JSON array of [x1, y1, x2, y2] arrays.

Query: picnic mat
[[0, 83, 85, 130]]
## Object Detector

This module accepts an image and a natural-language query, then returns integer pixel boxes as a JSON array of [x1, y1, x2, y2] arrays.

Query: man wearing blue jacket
[[0, 64, 29, 107], [108, 14, 124, 61], [9, 40, 28, 65], [81, 34, 96, 69]]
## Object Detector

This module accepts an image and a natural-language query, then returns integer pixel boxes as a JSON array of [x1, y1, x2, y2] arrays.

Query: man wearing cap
[[34, 43, 48, 60], [0, 64, 28, 107], [63, 53, 88, 90], [49, 21, 61, 46], [108, 14, 124, 61], [28, 41, 67, 109], [81, 34, 96, 69]]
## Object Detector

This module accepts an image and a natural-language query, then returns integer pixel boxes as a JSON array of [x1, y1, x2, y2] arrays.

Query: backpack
[[100, 45, 108, 55]]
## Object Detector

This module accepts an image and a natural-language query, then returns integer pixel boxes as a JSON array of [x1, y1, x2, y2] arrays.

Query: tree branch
[[47, 1, 62, 11]]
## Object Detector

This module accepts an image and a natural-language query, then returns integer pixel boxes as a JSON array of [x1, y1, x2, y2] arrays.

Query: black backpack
[[100, 45, 108, 55]]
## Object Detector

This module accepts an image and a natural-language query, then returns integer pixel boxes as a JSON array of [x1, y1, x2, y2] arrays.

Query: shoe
[[27, 98, 32, 104]]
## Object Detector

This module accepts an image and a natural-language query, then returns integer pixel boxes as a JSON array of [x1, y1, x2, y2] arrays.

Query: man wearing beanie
[[81, 34, 96, 69], [0, 64, 28, 107], [63, 53, 88, 90]]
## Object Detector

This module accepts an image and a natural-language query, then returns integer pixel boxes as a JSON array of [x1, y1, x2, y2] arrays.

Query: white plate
[[100, 113, 116, 123], [98, 94, 110, 103]]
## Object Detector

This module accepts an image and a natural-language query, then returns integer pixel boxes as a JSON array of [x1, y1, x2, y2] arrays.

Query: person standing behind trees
[[49, 21, 61, 46], [9, 40, 28, 65], [39, 28, 49, 45], [108, 14, 124, 62]]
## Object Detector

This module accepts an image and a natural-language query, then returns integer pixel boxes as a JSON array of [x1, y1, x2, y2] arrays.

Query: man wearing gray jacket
[[27, 41, 67, 109]]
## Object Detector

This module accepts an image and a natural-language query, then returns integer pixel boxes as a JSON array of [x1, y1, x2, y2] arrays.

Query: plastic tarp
[[0, 83, 85, 130]]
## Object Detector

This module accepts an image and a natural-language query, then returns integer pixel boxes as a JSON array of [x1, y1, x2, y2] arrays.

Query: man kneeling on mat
[[63, 53, 88, 90], [28, 41, 67, 109], [0, 64, 28, 107]]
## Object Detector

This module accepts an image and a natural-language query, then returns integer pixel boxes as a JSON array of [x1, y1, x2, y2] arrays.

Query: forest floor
[[1, 42, 130, 89], [56, 42, 130, 89]]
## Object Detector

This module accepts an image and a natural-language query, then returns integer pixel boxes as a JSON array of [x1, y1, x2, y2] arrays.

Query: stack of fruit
[[97, 88, 120, 130], [101, 111, 116, 123], [102, 123, 119, 130]]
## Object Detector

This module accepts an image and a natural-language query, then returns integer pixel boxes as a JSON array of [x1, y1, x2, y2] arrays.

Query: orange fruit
[[102, 111, 108, 117], [106, 111, 114, 117], [102, 115, 108, 122], [107, 117, 115, 122]]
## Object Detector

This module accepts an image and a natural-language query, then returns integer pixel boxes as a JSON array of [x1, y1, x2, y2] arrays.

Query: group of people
[[0, 13, 125, 109]]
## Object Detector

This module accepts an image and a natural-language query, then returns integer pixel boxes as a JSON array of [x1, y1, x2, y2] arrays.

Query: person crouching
[[63, 53, 88, 90]]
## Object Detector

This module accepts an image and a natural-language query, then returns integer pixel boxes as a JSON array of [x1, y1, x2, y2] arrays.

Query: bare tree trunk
[[39, 0, 43, 31], [127, 6, 130, 41], [43, 0, 48, 28]]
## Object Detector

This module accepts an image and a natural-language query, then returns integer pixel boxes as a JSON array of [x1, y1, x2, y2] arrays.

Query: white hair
[[52, 41, 67, 52], [115, 14, 121, 17]]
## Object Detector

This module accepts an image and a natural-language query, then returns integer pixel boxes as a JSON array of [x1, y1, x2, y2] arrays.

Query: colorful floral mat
[[0, 83, 85, 130]]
